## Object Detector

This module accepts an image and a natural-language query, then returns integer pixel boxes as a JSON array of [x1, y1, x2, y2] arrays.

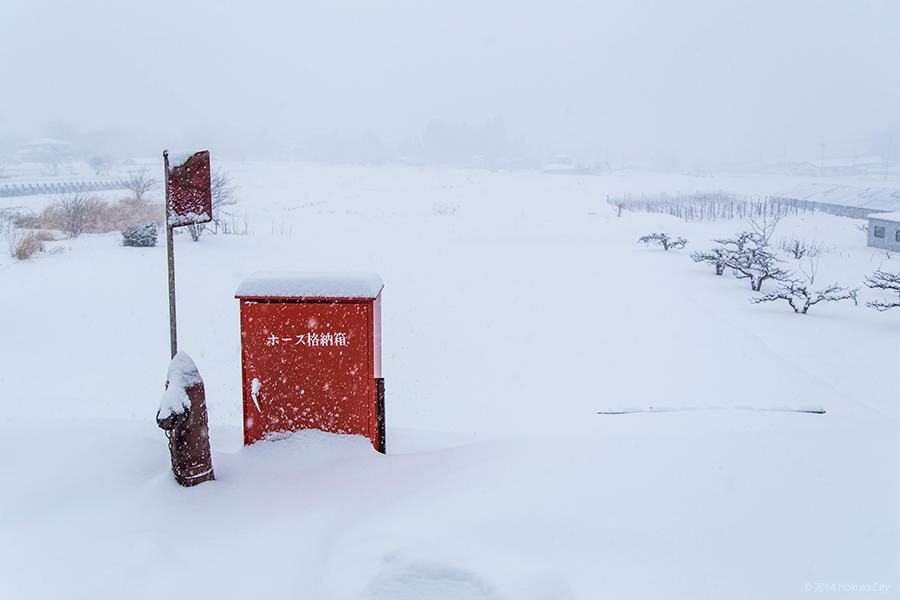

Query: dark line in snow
[[597, 406, 826, 415]]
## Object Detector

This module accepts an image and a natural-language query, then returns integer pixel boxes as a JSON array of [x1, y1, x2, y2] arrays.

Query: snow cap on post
[[235, 271, 384, 299], [167, 150, 211, 227], [158, 351, 204, 420]]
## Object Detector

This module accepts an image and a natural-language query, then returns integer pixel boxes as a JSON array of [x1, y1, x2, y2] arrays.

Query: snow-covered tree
[[751, 260, 857, 314], [707, 224, 789, 291], [751, 281, 857, 314], [185, 169, 238, 241], [124, 170, 159, 202], [691, 248, 729, 275], [638, 233, 687, 251], [88, 155, 112, 177], [724, 246, 789, 291], [714, 231, 759, 253], [864, 270, 900, 311]]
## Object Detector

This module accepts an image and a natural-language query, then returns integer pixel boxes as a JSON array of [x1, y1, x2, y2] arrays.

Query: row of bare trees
[[688, 217, 857, 314], [638, 217, 900, 315], [684, 216, 900, 314]]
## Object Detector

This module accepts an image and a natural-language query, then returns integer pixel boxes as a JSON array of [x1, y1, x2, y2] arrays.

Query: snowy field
[[2, 162, 899, 599]]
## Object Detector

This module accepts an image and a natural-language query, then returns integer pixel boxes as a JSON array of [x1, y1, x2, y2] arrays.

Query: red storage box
[[236, 272, 384, 451]]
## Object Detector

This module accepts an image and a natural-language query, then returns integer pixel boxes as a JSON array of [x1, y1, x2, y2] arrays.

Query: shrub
[[34, 196, 163, 236], [122, 223, 159, 247], [638, 233, 687, 251], [7, 229, 43, 260]]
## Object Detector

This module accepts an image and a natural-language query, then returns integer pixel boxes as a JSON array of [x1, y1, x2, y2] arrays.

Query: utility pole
[[819, 141, 825, 176]]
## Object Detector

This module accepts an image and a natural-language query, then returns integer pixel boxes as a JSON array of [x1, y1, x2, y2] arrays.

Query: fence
[[0, 179, 129, 198], [606, 191, 886, 222]]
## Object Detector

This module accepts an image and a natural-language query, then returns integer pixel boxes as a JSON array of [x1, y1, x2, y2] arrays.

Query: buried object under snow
[[157, 352, 215, 486]]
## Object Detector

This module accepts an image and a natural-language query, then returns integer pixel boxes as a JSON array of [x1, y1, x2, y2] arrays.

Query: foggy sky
[[2, 0, 899, 165]]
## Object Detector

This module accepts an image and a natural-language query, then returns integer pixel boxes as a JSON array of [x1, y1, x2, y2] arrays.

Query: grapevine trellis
[[607, 191, 884, 222]]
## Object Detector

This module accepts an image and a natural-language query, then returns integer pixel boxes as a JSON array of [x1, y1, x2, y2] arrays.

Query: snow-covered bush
[[638, 233, 687, 251], [864, 270, 900, 311], [122, 223, 158, 247]]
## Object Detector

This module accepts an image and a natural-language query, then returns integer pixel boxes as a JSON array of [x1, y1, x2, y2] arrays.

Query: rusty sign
[[166, 150, 212, 226]]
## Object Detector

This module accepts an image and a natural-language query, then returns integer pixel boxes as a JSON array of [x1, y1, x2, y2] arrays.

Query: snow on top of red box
[[235, 271, 384, 299]]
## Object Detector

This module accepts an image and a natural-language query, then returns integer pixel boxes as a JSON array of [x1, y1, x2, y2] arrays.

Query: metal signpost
[[163, 150, 212, 358]]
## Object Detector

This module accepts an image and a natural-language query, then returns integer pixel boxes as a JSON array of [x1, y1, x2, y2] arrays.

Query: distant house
[[867, 212, 900, 251], [785, 156, 886, 178], [16, 138, 75, 174], [542, 155, 596, 175]]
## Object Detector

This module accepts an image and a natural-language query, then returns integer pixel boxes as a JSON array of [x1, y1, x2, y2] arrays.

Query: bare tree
[[124, 170, 159, 202], [56, 194, 97, 238], [637, 233, 687, 251], [779, 239, 822, 260], [864, 270, 900, 311], [184, 223, 199, 242], [751, 262, 857, 314], [184, 169, 238, 241], [691, 248, 729, 275], [709, 226, 789, 291], [713, 231, 759, 253], [209, 169, 237, 232], [724, 246, 790, 291], [748, 214, 780, 247], [751, 281, 858, 314], [88, 155, 112, 177]]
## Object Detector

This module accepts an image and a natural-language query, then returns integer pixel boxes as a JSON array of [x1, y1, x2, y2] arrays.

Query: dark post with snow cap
[[235, 272, 385, 452], [157, 352, 215, 486]]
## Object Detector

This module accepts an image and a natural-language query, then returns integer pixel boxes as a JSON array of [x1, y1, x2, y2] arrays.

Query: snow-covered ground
[[1, 162, 899, 599]]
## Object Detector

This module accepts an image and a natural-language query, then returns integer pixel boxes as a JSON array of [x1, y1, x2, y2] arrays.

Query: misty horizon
[[2, 0, 899, 168]]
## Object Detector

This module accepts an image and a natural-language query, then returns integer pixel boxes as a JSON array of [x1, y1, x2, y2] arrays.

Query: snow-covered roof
[[869, 211, 900, 222], [820, 156, 883, 168], [235, 271, 384, 299]]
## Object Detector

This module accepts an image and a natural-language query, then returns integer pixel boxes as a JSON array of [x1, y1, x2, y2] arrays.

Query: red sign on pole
[[166, 150, 212, 227]]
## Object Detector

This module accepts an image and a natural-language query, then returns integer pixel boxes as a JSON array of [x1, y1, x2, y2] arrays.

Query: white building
[[867, 212, 900, 251]]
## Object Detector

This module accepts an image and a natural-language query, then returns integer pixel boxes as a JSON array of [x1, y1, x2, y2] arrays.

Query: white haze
[[1, 0, 899, 167]]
